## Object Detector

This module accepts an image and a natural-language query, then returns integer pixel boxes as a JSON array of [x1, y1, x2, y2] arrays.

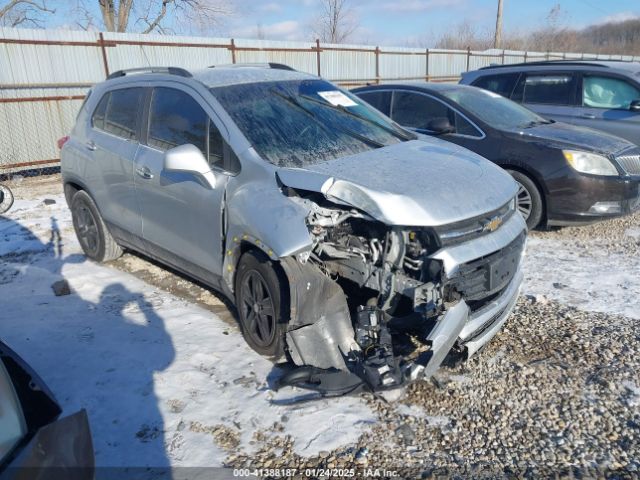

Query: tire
[[71, 190, 122, 262], [234, 250, 289, 360], [0, 185, 14, 214], [506, 170, 544, 230]]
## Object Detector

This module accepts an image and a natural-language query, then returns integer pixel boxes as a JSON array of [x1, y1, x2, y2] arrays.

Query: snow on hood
[[277, 139, 517, 227], [506, 121, 635, 156]]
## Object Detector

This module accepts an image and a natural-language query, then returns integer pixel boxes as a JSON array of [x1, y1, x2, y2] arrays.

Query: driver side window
[[391, 91, 481, 137], [392, 91, 449, 130], [148, 87, 225, 170], [583, 76, 640, 110]]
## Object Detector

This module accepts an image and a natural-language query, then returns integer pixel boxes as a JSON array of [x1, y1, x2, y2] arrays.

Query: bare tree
[[435, 20, 493, 50], [313, 0, 357, 44], [0, 0, 55, 27], [77, 0, 231, 34]]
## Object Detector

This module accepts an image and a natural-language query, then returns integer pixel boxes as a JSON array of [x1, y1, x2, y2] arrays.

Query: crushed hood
[[505, 121, 635, 156], [277, 139, 517, 227]]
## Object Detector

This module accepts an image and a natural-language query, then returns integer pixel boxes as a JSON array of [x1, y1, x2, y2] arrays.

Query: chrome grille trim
[[616, 154, 640, 175]]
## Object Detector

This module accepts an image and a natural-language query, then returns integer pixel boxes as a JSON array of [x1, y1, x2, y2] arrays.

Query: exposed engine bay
[[277, 190, 524, 396]]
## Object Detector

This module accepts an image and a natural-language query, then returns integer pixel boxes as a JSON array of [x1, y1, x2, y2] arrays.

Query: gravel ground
[[5, 174, 640, 477]]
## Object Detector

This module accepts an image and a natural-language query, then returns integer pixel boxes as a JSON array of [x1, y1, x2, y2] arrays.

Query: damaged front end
[[276, 180, 526, 395]]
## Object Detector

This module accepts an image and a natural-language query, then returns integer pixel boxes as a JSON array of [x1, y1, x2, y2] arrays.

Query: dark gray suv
[[461, 60, 640, 146]]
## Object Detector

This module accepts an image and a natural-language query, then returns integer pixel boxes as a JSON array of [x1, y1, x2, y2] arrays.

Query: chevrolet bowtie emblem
[[484, 216, 503, 233]]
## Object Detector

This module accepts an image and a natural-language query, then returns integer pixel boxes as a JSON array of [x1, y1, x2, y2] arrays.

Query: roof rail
[[478, 60, 614, 70], [107, 66, 193, 80], [208, 62, 296, 71]]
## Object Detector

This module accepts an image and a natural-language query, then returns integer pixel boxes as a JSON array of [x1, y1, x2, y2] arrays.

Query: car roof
[[103, 64, 317, 89], [473, 59, 640, 76], [193, 65, 316, 88], [354, 81, 473, 94]]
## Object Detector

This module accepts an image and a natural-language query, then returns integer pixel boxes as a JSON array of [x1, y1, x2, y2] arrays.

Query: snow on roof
[[193, 66, 316, 88]]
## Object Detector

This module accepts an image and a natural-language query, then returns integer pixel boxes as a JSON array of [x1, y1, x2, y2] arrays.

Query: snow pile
[[523, 236, 640, 320]]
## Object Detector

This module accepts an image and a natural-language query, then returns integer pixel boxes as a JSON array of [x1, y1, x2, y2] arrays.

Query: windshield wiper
[[271, 90, 385, 149], [522, 119, 554, 128], [298, 94, 417, 142]]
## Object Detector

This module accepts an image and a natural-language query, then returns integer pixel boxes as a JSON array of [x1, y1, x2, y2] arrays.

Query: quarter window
[[518, 74, 577, 105], [583, 76, 640, 110], [91, 88, 144, 141], [148, 88, 226, 169]]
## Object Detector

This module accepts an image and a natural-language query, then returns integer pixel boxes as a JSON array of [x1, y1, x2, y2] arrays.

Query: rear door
[[86, 87, 145, 246], [133, 84, 234, 282], [571, 73, 640, 145], [511, 71, 579, 124]]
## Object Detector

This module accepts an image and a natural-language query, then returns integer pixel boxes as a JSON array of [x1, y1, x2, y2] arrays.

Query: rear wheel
[[507, 170, 544, 230], [234, 250, 289, 360], [71, 190, 122, 262]]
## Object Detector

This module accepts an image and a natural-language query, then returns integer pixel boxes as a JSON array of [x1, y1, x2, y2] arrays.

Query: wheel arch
[[498, 163, 549, 224]]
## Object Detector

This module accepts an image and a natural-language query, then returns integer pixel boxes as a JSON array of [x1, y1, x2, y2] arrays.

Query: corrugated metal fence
[[1, 26, 638, 172]]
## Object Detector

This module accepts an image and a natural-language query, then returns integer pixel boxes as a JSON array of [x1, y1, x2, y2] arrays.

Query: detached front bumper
[[410, 267, 523, 380]]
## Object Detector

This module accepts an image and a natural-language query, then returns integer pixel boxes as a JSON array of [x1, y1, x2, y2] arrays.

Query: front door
[[133, 85, 230, 282], [570, 74, 640, 146]]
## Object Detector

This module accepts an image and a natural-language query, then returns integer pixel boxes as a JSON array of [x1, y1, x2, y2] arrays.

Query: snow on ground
[[2, 178, 639, 470], [0, 193, 375, 469], [523, 235, 640, 320]]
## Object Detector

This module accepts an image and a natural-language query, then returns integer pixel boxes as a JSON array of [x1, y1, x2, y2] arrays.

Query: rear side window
[[148, 87, 225, 169], [471, 73, 519, 98], [91, 88, 144, 141], [356, 91, 392, 116], [517, 74, 577, 105]]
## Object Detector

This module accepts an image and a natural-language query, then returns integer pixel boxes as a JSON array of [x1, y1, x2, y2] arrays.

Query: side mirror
[[427, 117, 455, 135], [164, 144, 216, 189], [630, 100, 640, 112]]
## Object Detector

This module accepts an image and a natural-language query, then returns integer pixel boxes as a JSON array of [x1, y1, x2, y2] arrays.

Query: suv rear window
[[515, 74, 577, 105], [471, 73, 519, 98], [91, 88, 144, 141]]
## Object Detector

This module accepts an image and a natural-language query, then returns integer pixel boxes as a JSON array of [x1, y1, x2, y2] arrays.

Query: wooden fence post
[[315, 39, 321, 76], [425, 48, 430, 80], [466, 46, 471, 71], [230, 38, 236, 64], [375, 46, 380, 84], [98, 32, 110, 78]]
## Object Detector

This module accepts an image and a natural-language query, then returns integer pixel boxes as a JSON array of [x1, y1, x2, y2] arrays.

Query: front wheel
[[234, 250, 289, 360], [507, 170, 544, 230]]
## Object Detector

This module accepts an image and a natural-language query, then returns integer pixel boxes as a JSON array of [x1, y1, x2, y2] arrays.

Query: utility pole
[[494, 0, 503, 48]]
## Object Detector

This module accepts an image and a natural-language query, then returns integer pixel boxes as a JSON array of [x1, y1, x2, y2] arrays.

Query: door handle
[[580, 113, 596, 119], [135, 166, 154, 179], [85, 141, 97, 151]]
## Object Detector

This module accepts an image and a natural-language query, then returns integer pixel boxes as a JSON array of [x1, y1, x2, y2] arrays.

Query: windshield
[[442, 87, 551, 130], [210, 79, 409, 167]]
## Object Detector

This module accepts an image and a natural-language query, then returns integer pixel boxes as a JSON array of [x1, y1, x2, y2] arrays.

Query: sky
[[41, 0, 640, 47]]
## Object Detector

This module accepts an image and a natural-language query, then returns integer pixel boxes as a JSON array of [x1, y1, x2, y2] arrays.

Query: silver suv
[[61, 64, 527, 392]]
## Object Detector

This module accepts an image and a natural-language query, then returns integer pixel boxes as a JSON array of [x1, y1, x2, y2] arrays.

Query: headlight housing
[[0, 361, 27, 463], [563, 150, 619, 176]]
